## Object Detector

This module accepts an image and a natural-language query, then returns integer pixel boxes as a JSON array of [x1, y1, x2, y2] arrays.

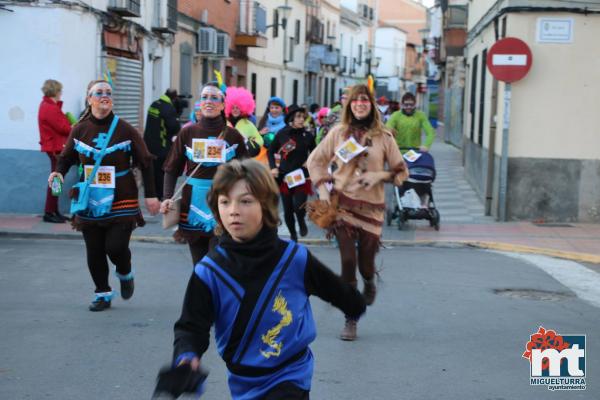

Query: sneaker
[[43, 212, 65, 223], [340, 318, 357, 341], [116, 271, 134, 300], [298, 219, 308, 237], [363, 278, 377, 306], [89, 296, 111, 312]]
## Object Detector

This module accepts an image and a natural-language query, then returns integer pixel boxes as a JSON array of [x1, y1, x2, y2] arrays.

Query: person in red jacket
[[38, 79, 73, 223]]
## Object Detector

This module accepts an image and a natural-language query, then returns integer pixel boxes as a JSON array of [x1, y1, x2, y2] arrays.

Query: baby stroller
[[386, 150, 440, 230]]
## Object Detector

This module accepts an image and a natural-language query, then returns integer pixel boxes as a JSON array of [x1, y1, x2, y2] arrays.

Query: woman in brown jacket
[[307, 84, 408, 341]]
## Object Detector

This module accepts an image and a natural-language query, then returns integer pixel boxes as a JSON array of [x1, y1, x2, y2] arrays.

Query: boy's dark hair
[[401, 92, 416, 103], [208, 159, 280, 235], [309, 103, 320, 113]]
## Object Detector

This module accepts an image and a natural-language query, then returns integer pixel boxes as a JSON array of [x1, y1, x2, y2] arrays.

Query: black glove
[[153, 363, 208, 399]]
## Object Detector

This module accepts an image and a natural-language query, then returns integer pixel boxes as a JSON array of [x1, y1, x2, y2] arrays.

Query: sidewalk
[[2, 130, 599, 264]]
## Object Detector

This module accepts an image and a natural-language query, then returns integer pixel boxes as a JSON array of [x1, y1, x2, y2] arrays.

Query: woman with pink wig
[[224, 87, 263, 157]]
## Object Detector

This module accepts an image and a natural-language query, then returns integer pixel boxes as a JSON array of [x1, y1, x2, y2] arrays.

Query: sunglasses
[[90, 90, 112, 98], [200, 95, 223, 103]]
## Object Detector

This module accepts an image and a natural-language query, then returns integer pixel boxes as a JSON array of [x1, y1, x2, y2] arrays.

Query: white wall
[[0, 6, 100, 150], [374, 27, 407, 78]]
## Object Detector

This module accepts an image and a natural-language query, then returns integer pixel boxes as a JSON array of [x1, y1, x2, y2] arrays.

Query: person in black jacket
[[268, 105, 316, 242], [165, 159, 365, 399], [143, 89, 181, 200]]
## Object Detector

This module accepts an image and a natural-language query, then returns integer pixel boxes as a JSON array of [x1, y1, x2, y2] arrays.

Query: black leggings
[[281, 191, 307, 236], [82, 223, 133, 293]]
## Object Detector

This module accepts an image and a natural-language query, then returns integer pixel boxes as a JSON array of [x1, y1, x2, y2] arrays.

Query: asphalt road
[[0, 238, 598, 399]]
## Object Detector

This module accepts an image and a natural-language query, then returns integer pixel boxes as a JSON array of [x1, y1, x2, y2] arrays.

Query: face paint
[[88, 82, 112, 98], [200, 86, 224, 104]]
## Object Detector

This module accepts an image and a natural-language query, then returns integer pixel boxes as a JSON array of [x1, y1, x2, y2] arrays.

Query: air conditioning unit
[[108, 0, 141, 17], [197, 27, 217, 54], [216, 33, 230, 58], [152, 0, 177, 34]]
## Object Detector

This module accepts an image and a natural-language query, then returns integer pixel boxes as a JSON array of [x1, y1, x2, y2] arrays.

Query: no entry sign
[[487, 37, 533, 82]]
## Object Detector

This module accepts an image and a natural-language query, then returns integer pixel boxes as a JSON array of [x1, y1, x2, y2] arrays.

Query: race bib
[[403, 149, 422, 162], [284, 168, 306, 189], [192, 138, 226, 163], [335, 137, 366, 163], [84, 165, 115, 188]]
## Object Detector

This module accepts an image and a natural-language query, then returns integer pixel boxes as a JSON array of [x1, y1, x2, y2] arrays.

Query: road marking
[[491, 251, 600, 308]]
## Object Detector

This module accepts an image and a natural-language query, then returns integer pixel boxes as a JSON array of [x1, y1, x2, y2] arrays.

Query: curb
[[2, 231, 599, 264]]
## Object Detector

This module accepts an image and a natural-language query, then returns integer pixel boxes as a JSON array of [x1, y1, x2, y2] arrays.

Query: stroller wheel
[[429, 209, 440, 230], [386, 209, 393, 226], [398, 212, 407, 230]]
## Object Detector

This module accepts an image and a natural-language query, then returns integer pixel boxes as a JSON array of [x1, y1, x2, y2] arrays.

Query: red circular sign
[[487, 37, 532, 83]]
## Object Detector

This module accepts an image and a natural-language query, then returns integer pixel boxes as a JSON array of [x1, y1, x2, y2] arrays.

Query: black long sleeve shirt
[[173, 236, 365, 361]]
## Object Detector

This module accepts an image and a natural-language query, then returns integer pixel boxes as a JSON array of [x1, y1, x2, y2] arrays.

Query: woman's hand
[[145, 197, 161, 216], [317, 185, 330, 202], [260, 127, 270, 135], [47, 172, 64, 188], [270, 168, 279, 178], [419, 145, 429, 152], [358, 171, 389, 191], [160, 199, 174, 214]]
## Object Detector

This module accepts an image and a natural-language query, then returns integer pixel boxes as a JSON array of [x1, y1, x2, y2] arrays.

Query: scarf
[[266, 113, 286, 133], [217, 226, 282, 279]]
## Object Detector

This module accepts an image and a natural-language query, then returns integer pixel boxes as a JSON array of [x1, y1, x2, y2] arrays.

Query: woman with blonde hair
[[307, 84, 408, 340], [48, 79, 160, 311]]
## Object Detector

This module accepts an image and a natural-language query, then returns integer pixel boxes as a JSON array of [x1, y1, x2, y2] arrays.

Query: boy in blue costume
[[169, 159, 366, 399]]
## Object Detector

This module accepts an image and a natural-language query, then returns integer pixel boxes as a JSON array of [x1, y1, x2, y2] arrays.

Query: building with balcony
[[463, 0, 600, 222], [0, 0, 175, 212], [247, 0, 307, 115], [378, 0, 428, 105]]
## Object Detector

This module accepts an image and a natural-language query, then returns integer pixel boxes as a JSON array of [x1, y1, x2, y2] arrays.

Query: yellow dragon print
[[260, 291, 293, 358]]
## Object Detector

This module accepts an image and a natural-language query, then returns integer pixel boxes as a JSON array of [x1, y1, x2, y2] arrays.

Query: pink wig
[[317, 107, 330, 124], [225, 87, 255, 118]]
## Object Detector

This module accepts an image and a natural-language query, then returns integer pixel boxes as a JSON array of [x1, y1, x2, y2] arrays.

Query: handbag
[[70, 116, 119, 215], [162, 162, 202, 229]]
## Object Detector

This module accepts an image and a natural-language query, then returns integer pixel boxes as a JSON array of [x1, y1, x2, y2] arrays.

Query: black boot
[[298, 218, 308, 237], [43, 212, 65, 223], [116, 271, 135, 300]]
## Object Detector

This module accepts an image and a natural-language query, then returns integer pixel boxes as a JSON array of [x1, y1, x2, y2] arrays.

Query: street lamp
[[266, 5, 292, 30]]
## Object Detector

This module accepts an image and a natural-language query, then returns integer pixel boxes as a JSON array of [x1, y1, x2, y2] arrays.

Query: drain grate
[[493, 288, 574, 301]]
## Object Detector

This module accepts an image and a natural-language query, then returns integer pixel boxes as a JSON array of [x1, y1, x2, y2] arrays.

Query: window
[[469, 55, 478, 142], [293, 80, 298, 105], [271, 77, 277, 97], [478, 49, 487, 146], [330, 78, 336, 106], [324, 78, 329, 106], [295, 20, 300, 45], [251, 73, 257, 98], [501, 16, 507, 38], [358, 44, 363, 65], [289, 37, 294, 62]]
